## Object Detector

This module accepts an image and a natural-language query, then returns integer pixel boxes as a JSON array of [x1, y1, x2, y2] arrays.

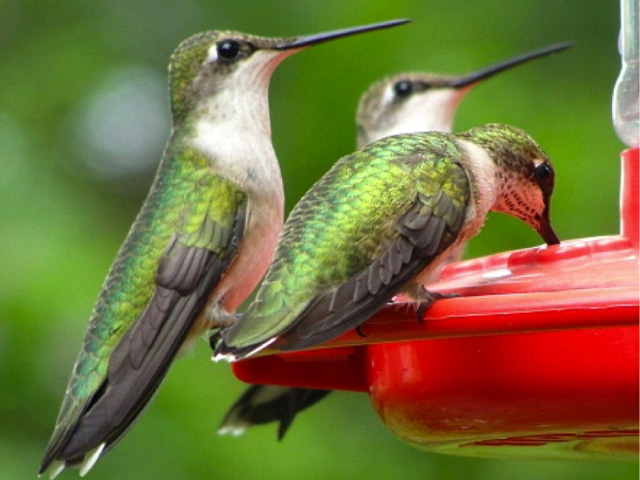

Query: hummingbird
[[214, 123, 560, 360], [39, 19, 408, 478], [218, 43, 570, 439]]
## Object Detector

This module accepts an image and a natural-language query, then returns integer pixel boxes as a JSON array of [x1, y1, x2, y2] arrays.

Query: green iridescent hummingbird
[[39, 19, 408, 478], [214, 123, 560, 360], [217, 43, 570, 438]]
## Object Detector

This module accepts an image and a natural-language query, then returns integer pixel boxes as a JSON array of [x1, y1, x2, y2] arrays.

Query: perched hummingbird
[[39, 20, 408, 478], [214, 123, 560, 360], [218, 43, 570, 438]]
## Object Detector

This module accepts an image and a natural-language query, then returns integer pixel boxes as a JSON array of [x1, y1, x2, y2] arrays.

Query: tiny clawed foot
[[415, 291, 459, 323], [415, 302, 431, 324], [206, 307, 237, 351], [211, 316, 236, 329], [207, 304, 238, 330]]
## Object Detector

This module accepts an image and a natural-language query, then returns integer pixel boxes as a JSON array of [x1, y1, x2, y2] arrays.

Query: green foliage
[[0, 0, 634, 479]]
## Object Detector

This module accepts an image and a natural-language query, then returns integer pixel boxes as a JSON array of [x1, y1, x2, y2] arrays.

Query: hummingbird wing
[[277, 177, 468, 350], [40, 175, 247, 473], [219, 385, 331, 440]]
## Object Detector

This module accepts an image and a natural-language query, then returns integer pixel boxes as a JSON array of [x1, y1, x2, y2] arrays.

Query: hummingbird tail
[[39, 442, 106, 478], [219, 385, 331, 440]]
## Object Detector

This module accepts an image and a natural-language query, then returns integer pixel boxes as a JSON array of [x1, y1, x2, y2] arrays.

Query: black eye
[[534, 162, 554, 195], [217, 39, 241, 61], [535, 163, 553, 183], [393, 80, 413, 97]]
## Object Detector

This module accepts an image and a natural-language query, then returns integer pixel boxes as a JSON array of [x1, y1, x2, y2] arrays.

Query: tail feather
[[219, 385, 331, 440]]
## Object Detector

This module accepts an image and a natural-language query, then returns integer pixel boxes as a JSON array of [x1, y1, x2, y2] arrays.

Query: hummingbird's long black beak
[[447, 42, 572, 89], [536, 204, 561, 245], [274, 19, 410, 50]]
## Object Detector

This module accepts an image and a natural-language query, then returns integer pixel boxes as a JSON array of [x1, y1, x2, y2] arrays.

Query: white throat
[[189, 50, 287, 196], [391, 89, 463, 134], [455, 139, 501, 238], [361, 88, 466, 148]]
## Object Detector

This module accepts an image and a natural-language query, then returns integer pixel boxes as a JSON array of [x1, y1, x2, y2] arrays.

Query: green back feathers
[[225, 132, 469, 348], [169, 32, 218, 123]]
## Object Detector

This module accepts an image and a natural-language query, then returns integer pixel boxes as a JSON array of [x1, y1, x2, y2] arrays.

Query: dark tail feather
[[219, 385, 331, 439]]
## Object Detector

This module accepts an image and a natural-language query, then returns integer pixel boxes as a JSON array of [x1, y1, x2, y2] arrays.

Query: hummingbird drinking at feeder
[[213, 123, 560, 360], [218, 43, 570, 439], [39, 19, 408, 478]]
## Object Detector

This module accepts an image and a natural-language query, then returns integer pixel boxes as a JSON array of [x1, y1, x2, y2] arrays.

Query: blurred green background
[[1, 0, 636, 479]]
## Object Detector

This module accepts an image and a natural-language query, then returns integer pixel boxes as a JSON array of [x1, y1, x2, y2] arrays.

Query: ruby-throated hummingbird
[[218, 43, 570, 439], [39, 20, 408, 478], [214, 123, 560, 360]]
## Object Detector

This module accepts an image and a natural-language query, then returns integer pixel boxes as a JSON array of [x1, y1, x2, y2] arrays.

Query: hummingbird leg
[[207, 304, 241, 352], [206, 303, 238, 329], [409, 284, 459, 324]]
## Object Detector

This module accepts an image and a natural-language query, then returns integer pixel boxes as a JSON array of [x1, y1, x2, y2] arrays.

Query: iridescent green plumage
[[42, 131, 246, 470], [77, 147, 241, 390], [220, 132, 470, 353], [216, 124, 559, 359]]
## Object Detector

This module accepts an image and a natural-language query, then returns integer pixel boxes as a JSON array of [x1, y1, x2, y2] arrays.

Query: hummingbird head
[[356, 42, 571, 147], [167, 20, 409, 125], [356, 72, 467, 147], [461, 123, 560, 246]]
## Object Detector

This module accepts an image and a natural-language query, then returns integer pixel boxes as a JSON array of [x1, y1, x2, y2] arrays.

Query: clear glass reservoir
[[612, 0, 639, 147]]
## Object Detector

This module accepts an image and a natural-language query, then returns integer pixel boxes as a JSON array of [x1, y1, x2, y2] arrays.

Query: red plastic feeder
[[233, 147, 639, 460]]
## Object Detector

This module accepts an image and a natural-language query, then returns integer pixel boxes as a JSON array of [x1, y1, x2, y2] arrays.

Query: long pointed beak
[[536, 204, 561, 245], [447, 42, 572, 89], [274, 19, 410, 50]]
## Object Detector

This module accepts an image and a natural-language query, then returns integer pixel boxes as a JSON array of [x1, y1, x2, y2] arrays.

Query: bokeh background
[[1, 0, 636, 479]]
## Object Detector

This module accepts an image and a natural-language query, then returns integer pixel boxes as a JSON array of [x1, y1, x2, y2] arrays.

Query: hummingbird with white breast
[[213, 123, 560, 360], [217, 43, 570, 439], [39, 19, 408, 478]]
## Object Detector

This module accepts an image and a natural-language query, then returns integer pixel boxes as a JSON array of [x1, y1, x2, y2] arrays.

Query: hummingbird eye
[[393, 80, 413, 97], [217, 39, 241, 61], [534, 162, 554, 195]]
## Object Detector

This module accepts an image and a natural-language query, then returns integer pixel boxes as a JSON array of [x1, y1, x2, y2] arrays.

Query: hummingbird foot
[[410, 286, 459, 323], [206, 304, 238, 329]]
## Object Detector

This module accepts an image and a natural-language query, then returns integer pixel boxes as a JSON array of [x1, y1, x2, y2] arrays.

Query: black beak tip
[[544, 230, 561, 246], [447, 41, 574, 90], [537, 220, 561, 246], [275, 18, 411, 51]]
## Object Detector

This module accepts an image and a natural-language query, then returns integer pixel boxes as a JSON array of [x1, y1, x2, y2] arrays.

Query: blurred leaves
[[0, 1, 635, 479]]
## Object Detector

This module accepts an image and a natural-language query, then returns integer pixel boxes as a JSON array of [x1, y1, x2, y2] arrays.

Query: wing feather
[[278, 175, 468, 351], [41, 197, 247, 469], [216, 138, 471, 361]]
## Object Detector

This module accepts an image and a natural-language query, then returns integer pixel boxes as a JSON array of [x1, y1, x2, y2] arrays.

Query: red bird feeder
[[232, 0, 639, 458]]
